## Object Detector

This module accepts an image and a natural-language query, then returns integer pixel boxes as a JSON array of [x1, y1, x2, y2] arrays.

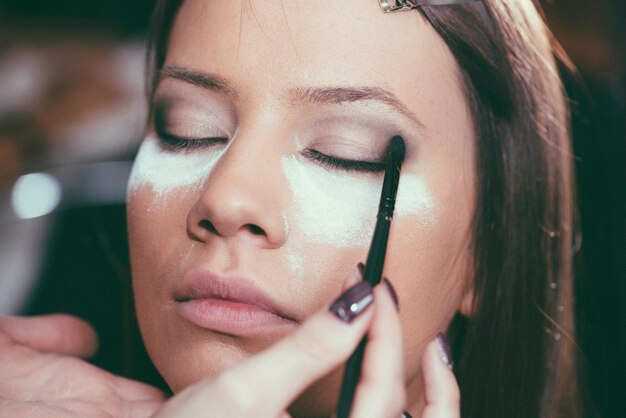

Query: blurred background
[[0, 0, 624, 416]]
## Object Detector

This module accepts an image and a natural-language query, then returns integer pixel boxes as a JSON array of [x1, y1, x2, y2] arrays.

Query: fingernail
[[401, 411, 413, 418], [436, 332, 454, 370], [382, 277, 399, 310], [329, 281, 374, 323]]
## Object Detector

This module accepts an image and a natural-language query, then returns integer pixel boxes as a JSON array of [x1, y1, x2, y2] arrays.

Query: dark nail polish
[[357, 262, 365, 277], [436, 332, 454, 370], [401, 411, 413, 418], [329, 281, 374, 323], [382, 277, 399, 310]]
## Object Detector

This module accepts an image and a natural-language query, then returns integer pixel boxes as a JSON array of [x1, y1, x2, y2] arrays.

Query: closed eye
[[302, 149, 385, 173], [156, 130, 228, 151]]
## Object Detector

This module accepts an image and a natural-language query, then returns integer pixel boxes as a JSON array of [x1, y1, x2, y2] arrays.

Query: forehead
[[165, 0, 463, 113]]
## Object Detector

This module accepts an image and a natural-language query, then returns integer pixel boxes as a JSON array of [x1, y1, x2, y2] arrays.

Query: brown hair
[[418, 2, 579, 417], [144, 1, 579, 417]]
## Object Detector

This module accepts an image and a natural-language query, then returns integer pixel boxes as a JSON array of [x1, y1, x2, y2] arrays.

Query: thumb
[[420, 333, 460, 418], [0, 314, 99, 358]]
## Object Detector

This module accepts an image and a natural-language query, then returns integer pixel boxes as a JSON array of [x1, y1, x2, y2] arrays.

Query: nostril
[[247, 224, 265, 236], [199, 220, 218, 234], [198, 220, 264, 237]]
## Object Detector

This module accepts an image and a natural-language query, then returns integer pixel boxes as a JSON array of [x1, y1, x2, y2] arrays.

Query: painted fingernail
[[382, 277, 399, 310], [436, 332, 454, 370], [401, 411, 413, 418], [329, 281, 374, 323]]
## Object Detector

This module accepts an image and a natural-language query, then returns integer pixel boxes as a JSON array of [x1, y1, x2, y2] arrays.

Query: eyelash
[[155, 130, 385, 174], [302, 149, 385, 173], [156, 130, 227, 150]]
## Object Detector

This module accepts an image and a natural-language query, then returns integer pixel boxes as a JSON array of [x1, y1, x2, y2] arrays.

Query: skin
[[127, 0, 475, 416], [0, 306, 458, 417], [0, 315, 165, 417]]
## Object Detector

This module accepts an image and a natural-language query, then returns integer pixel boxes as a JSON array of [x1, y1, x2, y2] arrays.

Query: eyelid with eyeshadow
[[153, 129, 386, 173], [151, 99, 393, 173], [152, 94, 235, 140], [152, 107, 232, 151]]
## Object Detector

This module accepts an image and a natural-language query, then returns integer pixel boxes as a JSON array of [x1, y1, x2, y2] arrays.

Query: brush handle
[[336, 217, 390, 417], [363, 217, 390, 286], [336, 337, 367, 418], [336, 135, 404, 417]]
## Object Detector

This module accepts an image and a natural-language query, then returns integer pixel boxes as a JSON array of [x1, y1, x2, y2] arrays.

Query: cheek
[[395, 175, 438, 226], [281, 156, 381, 248], [127, 185, 187, 308], [127, 138, 212, 327], [126, 134, 219, 294], [385, 172, 473, 382], [280, 157, 383, 286], [127, 183, 200, 388]]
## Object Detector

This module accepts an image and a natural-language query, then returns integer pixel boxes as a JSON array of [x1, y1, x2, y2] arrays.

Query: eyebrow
[[158, 66, 426, 130], [158, 66, 239, 97], [288, 86, 425, 131]]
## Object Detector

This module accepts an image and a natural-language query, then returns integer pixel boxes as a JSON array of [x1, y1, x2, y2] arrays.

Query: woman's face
[[128, 0, 475, 414]]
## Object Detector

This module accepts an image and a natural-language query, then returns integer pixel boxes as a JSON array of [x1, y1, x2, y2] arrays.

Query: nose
[[186, 136, 288, 249]]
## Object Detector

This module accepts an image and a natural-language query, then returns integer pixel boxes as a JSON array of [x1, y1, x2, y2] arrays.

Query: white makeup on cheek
[[127, 135, 220, 195], [395, 175, 438, 227], [281, 156, 380, 248], [281, 155, 439, 250]]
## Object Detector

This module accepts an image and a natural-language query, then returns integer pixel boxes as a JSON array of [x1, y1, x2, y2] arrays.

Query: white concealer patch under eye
[[281, 155, 381, 248], [395, 175, 438, 227], [127, 135, 222, 196], [282, 152, 438, 251]]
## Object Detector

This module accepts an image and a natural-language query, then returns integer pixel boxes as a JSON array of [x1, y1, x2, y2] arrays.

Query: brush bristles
[[389, 135, 406, 164]]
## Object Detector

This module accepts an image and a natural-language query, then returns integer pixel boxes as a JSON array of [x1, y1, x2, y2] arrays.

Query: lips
[[173, 271, 298, 336]]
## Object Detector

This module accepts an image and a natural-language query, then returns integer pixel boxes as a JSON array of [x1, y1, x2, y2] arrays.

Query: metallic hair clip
[[380, 0, 480, 13]]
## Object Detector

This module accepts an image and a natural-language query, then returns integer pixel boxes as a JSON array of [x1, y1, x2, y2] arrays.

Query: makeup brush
[[336, 135, 406, 418]]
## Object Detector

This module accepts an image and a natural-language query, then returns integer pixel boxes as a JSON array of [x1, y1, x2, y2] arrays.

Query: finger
[[215, 265, 375, 416], [421, 333, 460, 418], [120, 399, 166, 418], [350, 279, 405, 418], [109, 373, 167, 402], [0, 314, 98, 358]]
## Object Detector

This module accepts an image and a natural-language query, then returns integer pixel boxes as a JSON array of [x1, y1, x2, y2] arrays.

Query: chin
[[148, 331, 343, 417], [147, 327, 287, 393], [158, 347, 245, 393]]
